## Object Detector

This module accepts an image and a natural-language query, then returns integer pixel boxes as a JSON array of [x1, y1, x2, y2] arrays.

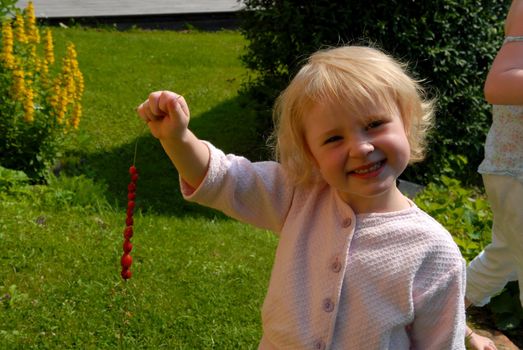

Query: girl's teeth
[[354, 162, 381, 174]]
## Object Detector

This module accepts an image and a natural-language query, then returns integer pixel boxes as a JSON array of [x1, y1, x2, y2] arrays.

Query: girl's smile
[[348, 159, 386, 178]]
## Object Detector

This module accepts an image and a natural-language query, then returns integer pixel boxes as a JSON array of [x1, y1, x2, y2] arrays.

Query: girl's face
[[303, 100, 411, 213]]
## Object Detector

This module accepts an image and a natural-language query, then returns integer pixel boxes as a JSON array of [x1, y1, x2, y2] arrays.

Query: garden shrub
[[0, 165, 109, 211], [0, 1, 84, 181], [0, 164, 30, 195], [239, 0, 508, 185], [414, 176, 492, 262], [0, 0, 17, 20], [414, 177, 523, 335]]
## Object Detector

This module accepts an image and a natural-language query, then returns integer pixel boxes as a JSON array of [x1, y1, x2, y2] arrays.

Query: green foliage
[[0, 164, 110, 211], [414, 176, 492, 262], [489, 282, 523, 332], [0, 164, 30, 192], [0, 4, 84, 181], [0, 87, 64, 181], [0, 0, 17, 20], [414, 177, 522, 338], [239, 0, 508, 185]]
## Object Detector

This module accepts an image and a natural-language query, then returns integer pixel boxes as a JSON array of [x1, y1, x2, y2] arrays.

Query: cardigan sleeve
[[410, 259, 467, 349], [180, 142, 294, 233]]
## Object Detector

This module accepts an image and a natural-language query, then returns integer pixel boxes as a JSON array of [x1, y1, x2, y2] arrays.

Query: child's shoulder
[[406, 205, 453, 237], [359, 205, 457, 247]]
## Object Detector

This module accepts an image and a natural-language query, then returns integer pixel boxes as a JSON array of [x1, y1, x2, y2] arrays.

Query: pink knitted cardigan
[[181, 143, 466, 350]]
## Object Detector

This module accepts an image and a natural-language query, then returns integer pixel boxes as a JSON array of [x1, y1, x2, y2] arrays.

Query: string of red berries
[[121, 165, 138, 280]]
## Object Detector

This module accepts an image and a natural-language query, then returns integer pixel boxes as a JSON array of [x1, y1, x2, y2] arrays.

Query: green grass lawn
[[0, 27, 277, 349]]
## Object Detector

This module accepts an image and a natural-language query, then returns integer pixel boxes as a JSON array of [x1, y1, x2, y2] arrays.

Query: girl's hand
[[467, 330, 498, 350], [137, 91, 190, 141]]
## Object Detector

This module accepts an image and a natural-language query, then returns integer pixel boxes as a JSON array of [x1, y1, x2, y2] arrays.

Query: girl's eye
[[366, 120, 384, 130], [324, 135, 342, 144]]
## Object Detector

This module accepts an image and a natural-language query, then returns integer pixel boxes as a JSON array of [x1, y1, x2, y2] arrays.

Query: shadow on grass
[[76, 95, 271, 218]]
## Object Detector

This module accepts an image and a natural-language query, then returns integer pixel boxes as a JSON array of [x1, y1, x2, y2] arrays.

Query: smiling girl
[[137, 45, 466, 349]]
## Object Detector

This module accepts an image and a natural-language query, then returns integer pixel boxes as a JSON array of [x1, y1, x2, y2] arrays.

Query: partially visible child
[[137, 45, 466, 349], [465, 1, 523, 349]]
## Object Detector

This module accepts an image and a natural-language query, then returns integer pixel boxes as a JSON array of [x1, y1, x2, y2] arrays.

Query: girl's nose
[[349, 140, 375, 158]]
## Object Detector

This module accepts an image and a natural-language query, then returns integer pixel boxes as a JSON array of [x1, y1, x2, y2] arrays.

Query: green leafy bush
[[239, 0, 508, 185], [0, 164, 30, 195], [0, 2, 84, 181], [414, 177, 522, 335], [0, 0, 17, 20], [414, 176, 491, 262], [0, 165, 109, 211]]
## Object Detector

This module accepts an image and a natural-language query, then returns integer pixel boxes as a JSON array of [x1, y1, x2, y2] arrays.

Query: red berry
[[121, 269, 132, 280], [124, 226, 133, 239], [127, 207, 134, 217], [129, 165, 137, 175], [128, 183, 136, 192], [128, 192, 136, 200], [126, 216, 133, 226], [131, 173, 139, 182], [123, 240, 133, 253], [127, 201, 135, 210], [121, 254, 132, 268]]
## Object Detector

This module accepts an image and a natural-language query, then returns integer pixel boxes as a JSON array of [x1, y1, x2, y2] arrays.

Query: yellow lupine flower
[[26, 45, 37, 72], [66, 43, 77, 60], [54, 78, 70, 124], [24, 87, 35, 123], [44, 28, 54, 65], [49, 78, 61, 110], [11, 66, 26, 100], [14, 13, 28, 44], [40, 59, 50, 88], [1, 21, 15, 69], [34, 55, 42, 74], [56, 99, 66, 124], [75, 69, 84, 97], [72, 103, 82, 129], [25, 2, 40, 44], [63, 74, 75, 102]]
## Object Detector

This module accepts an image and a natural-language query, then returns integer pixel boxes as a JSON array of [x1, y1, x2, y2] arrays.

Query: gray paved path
[[16, 0, 243, 18]]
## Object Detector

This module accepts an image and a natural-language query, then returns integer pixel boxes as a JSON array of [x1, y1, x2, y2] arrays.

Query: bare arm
[[484, 0, 523, 105], [137, 91, 209, 189]]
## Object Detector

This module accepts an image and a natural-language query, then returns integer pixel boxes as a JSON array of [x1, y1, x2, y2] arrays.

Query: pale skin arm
[[136, 91, 210, 189], [483, 0, 523, 105]]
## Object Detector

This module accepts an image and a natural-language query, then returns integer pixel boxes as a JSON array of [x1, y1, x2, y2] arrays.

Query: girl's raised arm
[[137, 91, 210, 189]]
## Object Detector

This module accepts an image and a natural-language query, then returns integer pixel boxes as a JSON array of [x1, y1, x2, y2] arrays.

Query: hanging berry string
[[120, 124, 146, 281], [121, 165, 137, 280]]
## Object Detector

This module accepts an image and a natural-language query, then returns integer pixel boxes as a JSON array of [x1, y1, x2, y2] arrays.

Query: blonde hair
[[272, 45, 435, 185]]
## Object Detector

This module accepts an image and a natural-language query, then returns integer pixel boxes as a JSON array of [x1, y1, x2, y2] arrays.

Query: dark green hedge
[[239, 0, 508, 185]]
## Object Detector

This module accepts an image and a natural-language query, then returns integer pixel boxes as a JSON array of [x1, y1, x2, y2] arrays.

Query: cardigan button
[[342, 217, 352, 227], [313, 339, 326, 350], [323, 298, 334, 313], [331, 257, 342, 273]]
